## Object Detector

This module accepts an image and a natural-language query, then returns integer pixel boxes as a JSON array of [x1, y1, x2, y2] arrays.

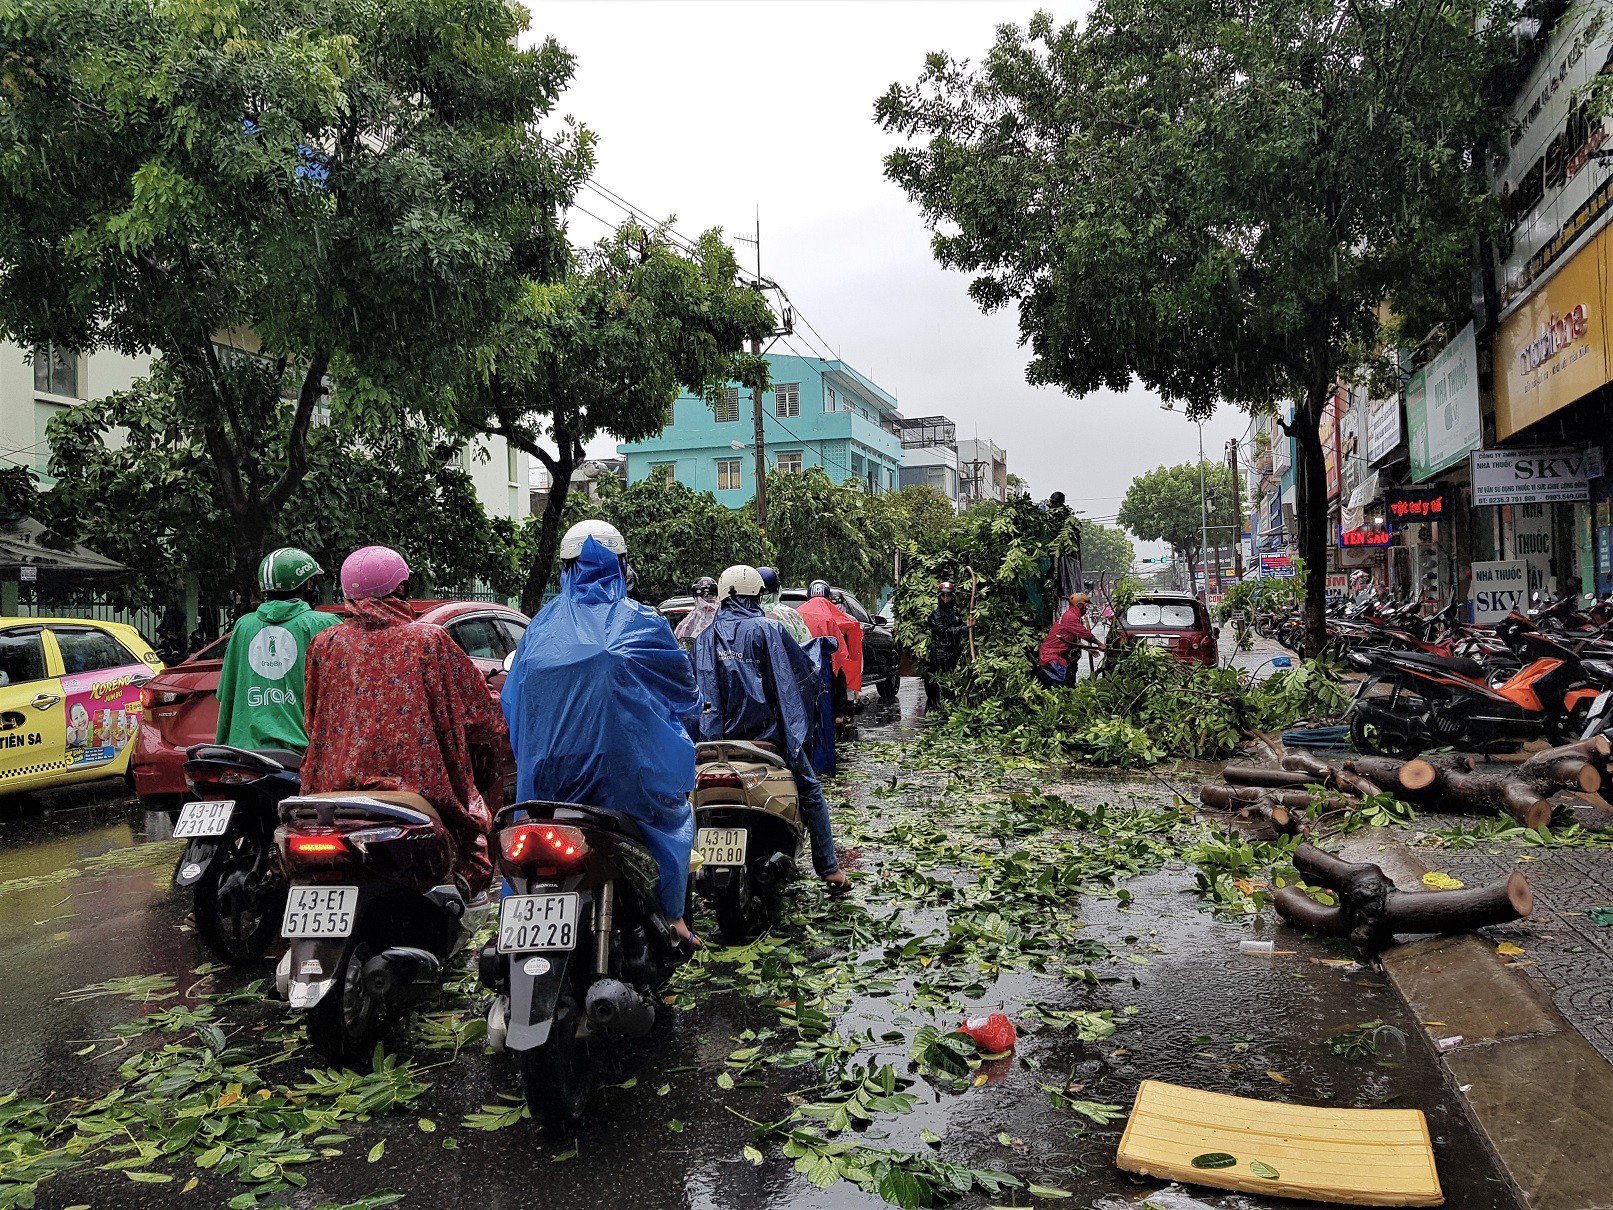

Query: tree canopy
[[1078, 520, 1135, 582], [750, 466, 898, 604], [456, 224, 775, 614], [1117, 462, 1238, 576], [0, 0, 580, 601], [878, 0, 1517, 649]]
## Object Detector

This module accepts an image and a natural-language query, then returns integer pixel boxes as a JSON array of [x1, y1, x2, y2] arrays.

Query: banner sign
[[1260, 554, 1295, 578], [1492, 4, 1613, 319], [1339, 525, 1392, 549], [1468, 560, 1528, 623], [1385, 486, 1449, 521], [1367, 394, 1403, 464], [1408, 324, 1483, 482], [1471, 445, 1592, 505]]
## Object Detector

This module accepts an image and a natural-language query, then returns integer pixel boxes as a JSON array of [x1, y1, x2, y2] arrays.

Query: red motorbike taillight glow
[[697, 772, 744, 790], [501, 823, 590, 869], [282, 830, 351, 867]]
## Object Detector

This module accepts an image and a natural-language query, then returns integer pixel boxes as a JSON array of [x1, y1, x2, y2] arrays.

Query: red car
[[1111, 593, 1220, 666], [132, 600, 530, 803]]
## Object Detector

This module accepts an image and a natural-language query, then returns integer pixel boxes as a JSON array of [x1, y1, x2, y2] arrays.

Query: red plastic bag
[[959, 1011, 1017, 1053]]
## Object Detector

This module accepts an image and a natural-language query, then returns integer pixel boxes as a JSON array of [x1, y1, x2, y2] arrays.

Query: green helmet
[[257, 547, 322, 594]]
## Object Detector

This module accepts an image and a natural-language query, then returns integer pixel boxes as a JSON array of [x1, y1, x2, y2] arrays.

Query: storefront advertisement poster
[[1469, 560, 1529, 623], [1408, 324, 1483, 482], [62, 667, 145, 769], [1471, 445, 1592, 505], [1366, 394, 1403, 464]]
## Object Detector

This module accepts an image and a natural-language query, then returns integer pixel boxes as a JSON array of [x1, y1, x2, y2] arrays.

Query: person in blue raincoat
[[500, 520, 702, 943], [691, 565, 851, 897]]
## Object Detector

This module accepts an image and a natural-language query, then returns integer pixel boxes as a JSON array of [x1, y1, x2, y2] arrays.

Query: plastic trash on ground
[[1116, 1079, 1442, 1206], [958, 1011, 1017, 1053]]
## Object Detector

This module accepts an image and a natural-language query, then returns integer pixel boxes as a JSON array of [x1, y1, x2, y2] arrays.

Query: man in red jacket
[[797, 581, 864, 718], [1039, 593, 1105, 685]]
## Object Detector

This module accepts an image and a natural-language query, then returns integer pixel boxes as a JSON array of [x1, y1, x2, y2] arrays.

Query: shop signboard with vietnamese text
[[1471, 445, 1591, 505], [1366, 393, 1403, 464], [1407, 324, 1482, 482], [1493, 3, 1613, 319], [1260, 554, 1295, 578], [1468, 560, 1529, 624], [1385, 486, 1448, 522], [1494, 221, 1613, 438]]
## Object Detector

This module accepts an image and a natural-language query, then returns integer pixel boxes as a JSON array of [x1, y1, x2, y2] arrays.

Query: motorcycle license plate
[[281, 885, 358, 938], [173, 800, 235, 838], [498, 893, 581, 954], [696, 827, 748, 867]]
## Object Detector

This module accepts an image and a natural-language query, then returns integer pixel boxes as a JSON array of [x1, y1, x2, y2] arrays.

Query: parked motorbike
[[479, 800, 691, 1131], [173, 745, 303, 964], [1347, 621, 1604, 757], [691, 739, 802, 941], [273, 792, 484, 1064]]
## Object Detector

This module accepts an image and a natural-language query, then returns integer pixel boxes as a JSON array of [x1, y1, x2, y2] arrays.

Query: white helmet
[[559, 519, 627, 561], [717, 564, 765, 600]]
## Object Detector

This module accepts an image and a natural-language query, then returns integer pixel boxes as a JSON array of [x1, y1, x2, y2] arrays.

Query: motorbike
[[1347, 620, 1605, 757], [479, 799, 691, 1132], [173, 745, 303, 964], [273, 791, 485, 1064], [691, 739, 802, 941]]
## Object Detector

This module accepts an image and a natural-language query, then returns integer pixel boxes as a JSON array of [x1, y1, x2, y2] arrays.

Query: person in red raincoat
[[301, 546, 509, 896], [797, 581, 864, 715], [1038, 593, 1105, 685]]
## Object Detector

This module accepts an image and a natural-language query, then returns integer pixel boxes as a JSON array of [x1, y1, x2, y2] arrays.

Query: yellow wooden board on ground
[[1115, 1079, 1442, 1206]]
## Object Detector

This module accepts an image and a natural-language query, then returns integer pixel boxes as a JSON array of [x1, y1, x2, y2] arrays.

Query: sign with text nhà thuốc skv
[[1470, 446, 1592, 505], [1469, 560, 1528, 623]]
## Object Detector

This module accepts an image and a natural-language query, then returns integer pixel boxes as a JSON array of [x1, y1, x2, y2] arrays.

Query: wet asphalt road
[[0, 683, 1520, 1210]]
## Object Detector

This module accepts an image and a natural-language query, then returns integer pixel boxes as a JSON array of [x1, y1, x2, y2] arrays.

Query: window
[[506, 444, 520, 484], [52, 627, 142, 676], [448, 617, 502, 662], [34, 401, 66, 471], [774, 383, 800, 418], [851, 452, 865, 476], [0, 630, 46, 687], [32, 345, 78, 398], [649, 462, 677, 483], [824, 387, 837, 412], [495, 618, 528, 656], [776, 451, 804, 474], [1123, 602, 1203, 630], [714, 388, 740, 423], [717, 459, 742, 491], [838, 591, 872, 624]]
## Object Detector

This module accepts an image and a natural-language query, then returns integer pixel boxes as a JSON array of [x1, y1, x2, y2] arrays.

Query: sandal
[[823, 874, 854, 899]]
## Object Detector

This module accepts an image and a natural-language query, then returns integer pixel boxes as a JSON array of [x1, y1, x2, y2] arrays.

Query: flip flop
[[824, 876, 854, 899]]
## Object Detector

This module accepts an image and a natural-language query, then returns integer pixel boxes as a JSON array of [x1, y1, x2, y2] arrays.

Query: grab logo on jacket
[[247, 626, 297, 681]]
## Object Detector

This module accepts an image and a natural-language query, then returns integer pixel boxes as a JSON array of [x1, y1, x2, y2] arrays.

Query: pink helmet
[[341, 545, 410, 600]]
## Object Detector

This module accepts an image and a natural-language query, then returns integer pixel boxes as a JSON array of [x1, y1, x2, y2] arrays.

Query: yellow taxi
[[0, 617, 164, 796]]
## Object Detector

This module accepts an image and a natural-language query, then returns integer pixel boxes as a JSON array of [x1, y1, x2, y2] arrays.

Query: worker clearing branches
[[1038, 592, 1105, 686]]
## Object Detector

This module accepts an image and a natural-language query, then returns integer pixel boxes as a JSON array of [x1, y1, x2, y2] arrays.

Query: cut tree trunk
[[1280, 751, 1382, 797], [1224, 766, 1328, 790], [1197, 784, 1308, 837], [1274, 844, 1532, 952]]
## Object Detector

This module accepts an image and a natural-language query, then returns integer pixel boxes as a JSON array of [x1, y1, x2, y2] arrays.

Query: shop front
[[1404, 323, 1483, 608]]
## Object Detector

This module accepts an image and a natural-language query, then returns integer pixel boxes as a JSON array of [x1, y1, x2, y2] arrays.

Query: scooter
[[1347, 623, 1600, 757], [692, 740, 802, 941], [173, 745, 303, 964], [273, 791, 485, 1065], [479, 800, 691, 1132]]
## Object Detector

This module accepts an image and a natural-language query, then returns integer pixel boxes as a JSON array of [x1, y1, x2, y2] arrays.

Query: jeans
[[790, 750, 839, 876]]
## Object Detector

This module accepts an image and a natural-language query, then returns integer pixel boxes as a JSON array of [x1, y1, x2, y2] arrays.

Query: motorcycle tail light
[[501, 823, 590, 871], [282, 829, 351, 868], [184, 766, 256, 790], [697, 768, 765, 790]]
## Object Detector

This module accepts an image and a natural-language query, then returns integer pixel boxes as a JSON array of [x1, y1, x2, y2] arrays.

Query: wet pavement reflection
[[0, 691, 1519, 1208]]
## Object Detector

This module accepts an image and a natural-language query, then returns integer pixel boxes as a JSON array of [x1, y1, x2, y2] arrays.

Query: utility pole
[[1226, 437, 1244, 581], [1195, 417, 1212, 600], [747, 212, 768, 532]]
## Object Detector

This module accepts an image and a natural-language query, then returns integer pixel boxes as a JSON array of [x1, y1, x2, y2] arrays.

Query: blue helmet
[[808, 579, 832, 599], [757, 566, 781, 595]]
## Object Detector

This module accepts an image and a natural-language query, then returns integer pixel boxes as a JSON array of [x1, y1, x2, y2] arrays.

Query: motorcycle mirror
[[502, 651, 516, 673]]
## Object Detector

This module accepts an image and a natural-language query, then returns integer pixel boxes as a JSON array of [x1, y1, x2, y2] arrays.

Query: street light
[[729, 440, 748, 451], [1161, 402, 1211, 594]]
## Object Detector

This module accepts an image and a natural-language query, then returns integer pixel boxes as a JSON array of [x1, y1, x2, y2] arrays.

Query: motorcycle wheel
[[1349, 712, 1424, 759], [306, 939, 383, 1066], [522, 962, 595, 1132], [193, 836, 285, 965], [1546, 703, 1593, 747], [713, 875, 768, 943]]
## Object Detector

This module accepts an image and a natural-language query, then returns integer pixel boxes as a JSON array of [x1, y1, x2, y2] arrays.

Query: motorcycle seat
[[299, 789, 442, 825], [547, 802, 648, 844], [250, 748, 304, 772], [184, 743, 301, 772], [1392, 651, 1487, 680]]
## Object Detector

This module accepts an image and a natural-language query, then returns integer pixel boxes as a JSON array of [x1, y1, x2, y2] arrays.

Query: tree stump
[[1274, 844, 1533, 952]]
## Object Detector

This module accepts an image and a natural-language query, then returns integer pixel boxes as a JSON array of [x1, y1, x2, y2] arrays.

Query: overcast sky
[[526, 1, 1249, 551]]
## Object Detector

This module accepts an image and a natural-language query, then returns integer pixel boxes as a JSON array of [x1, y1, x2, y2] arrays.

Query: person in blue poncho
[[691, 565, 851, 898], [500, 520, 703, 944]]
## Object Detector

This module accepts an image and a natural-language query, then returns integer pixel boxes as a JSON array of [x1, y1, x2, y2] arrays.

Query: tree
[[563, 472, 769, 604], [750, 467, 897, 604], [455, 224, 774, 614], [43, 364, 523, 609], [0, 0, 577, 603], [1118, 462, 1237, 582], [1079, 520, 1135, 582], [878, 0, 1515, 651], [884, 484, 959, 553]]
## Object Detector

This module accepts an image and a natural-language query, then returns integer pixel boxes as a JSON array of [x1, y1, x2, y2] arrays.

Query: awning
[[0, 519, 132, 587], [1346, 471, 1381, 511]]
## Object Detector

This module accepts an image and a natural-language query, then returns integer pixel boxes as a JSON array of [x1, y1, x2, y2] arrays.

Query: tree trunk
[[1223, 765, 1320, 790], [1290, 388, 1330, 658], [520, 427, 581, 616]]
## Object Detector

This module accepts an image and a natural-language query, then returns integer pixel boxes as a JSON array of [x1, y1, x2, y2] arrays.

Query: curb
[[1336, 835, 1613, 1210]]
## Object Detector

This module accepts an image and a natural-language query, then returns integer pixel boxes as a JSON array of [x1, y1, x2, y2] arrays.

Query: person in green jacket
[[214, 547, 340, 751]]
